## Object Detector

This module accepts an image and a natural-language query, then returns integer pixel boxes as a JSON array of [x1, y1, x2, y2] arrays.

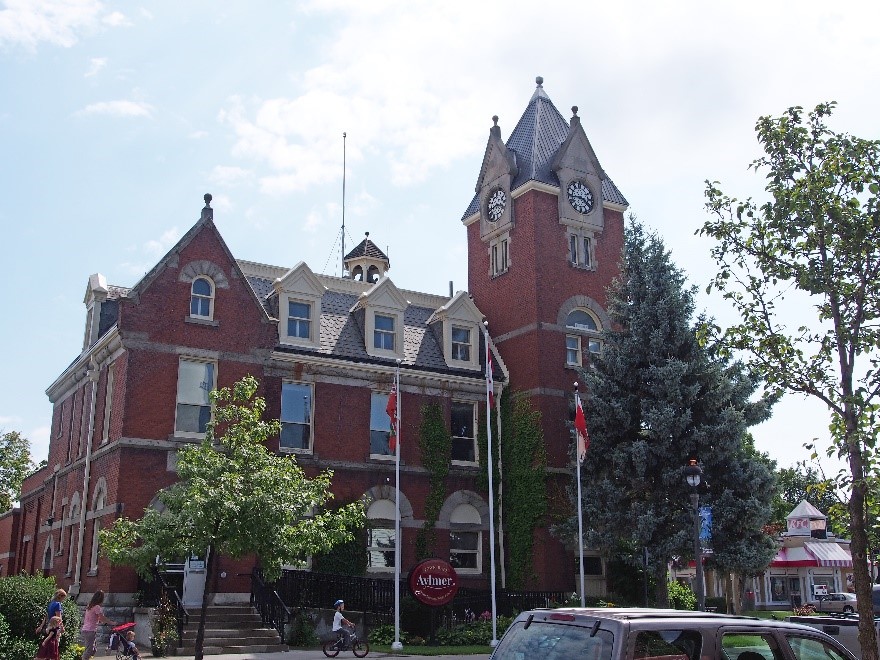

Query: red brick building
[[0, 78, 627, 605]]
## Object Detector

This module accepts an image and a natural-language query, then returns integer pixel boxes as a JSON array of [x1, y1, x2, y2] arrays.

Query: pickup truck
[[489, 608, 856, 660]]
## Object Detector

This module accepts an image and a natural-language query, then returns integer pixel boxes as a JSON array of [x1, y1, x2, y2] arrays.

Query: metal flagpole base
[[391, 642, 404, 651], [491, 639, 500, 647]]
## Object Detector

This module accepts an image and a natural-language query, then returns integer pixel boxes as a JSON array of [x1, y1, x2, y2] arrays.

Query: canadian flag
[[386, 384, 398, 452], [486, 346, 495, 409], [574, 392, 589, 464]]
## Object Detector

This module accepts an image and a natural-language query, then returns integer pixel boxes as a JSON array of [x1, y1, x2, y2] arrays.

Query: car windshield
[[491, 620, 613, 660]]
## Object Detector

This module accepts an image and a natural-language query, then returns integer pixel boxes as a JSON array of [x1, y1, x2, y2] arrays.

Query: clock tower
[[461, 77, 628, 590]]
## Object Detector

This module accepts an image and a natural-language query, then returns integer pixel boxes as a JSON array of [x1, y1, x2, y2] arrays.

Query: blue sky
[[1, 0, 878, 474]]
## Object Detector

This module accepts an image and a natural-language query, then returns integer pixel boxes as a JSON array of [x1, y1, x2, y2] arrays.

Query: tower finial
[[536, 76, 543, 87], [203, 193, 212, 207], [572, 106, 578, 117], [200, 193, 213, 222]]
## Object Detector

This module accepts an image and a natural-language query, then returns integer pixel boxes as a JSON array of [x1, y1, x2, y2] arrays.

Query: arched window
[[565, 309, 602, 367], [42, 542, 53, 572], [190, 276, 214, 319], [66, 495, 80, 576], [90, 486, 106, 573], [352, 266, 364, 281], [366, 499, 396, 571], [449, 504, 481, 573], [367, 265, 380, 283]]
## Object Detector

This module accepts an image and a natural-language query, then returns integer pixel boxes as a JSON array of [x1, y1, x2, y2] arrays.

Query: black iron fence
[[251, 568, 292, 639], [258, 568, 571, 629], [135, 567, 189, 646]]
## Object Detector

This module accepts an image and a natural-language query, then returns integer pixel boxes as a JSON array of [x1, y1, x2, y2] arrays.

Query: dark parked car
[[817, 592, 858, 613], [489, 607, 857, 660]]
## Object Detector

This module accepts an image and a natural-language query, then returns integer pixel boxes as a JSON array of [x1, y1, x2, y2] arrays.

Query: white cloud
[[208, 165, 253, 187], [0, 415, 22, 426], [28, 425, 50, 464], [76, 99, 153, 118], [0, 0, 124, 50], [84, 56, 106, 77], [188, 130, 209, 140], [101, 10, 129, 27], [144, 227, 181, 257]]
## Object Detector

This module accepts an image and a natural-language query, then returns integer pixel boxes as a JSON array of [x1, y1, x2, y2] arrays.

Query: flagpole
[[392, 359, 403, 651], [484, 322, 499, 646], [575, 382, 585, 607]]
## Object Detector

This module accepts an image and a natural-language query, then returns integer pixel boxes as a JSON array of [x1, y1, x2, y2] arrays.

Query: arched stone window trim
[[438, 491, 489, 575], [557, 295, 610, 329], [89, 479, 107, 573], [179, 260, 230, 289], [190, 276, 215, 319], [362, 486, 413, 573], [66, 493, 80, 576], [558, 296, 608, 368], [42, 536, 54, 571], [90, 478, 108, 513]]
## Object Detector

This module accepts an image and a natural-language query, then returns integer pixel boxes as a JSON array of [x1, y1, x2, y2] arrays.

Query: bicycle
[[322, 625, 369, 657]]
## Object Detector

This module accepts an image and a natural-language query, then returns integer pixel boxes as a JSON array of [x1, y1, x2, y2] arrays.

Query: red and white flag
[[486, 344, 495, 409], [386, 383, 398, 452], [574, 393, 589, 464]]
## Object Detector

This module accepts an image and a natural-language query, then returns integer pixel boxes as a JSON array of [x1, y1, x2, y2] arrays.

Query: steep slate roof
[[461, 81, 628, 219], [245, 274, 503, 380], [344, 234, 389, 262]]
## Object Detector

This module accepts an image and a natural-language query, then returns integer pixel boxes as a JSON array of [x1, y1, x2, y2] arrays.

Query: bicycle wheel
[[322, 639, 341, 657], [352, 639, 369, 657]]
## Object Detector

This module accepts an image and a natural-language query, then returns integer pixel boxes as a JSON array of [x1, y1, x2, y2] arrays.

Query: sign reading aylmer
[[408, 558, 460, 607]]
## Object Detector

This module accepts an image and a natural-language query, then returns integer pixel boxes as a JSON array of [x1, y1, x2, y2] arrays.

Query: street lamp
[[685, 458, 706, 611]]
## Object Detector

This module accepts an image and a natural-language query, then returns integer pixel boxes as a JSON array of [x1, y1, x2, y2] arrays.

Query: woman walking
[[34, 589, 67, 636], [81, 590, 116, 660]]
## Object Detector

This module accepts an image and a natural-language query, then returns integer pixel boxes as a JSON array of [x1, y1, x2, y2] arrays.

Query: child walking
[[34, 615, 63, 660]]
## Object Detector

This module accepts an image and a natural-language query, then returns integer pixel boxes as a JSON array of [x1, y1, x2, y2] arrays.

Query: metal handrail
[[251, 567, 292, 640]]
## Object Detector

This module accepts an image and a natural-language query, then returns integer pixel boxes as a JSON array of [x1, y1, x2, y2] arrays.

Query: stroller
[[108, 622, 139, 659]]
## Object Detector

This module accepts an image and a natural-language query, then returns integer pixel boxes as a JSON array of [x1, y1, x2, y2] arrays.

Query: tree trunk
[[655, 562, 669, 608], [847, 441, 877, 660], [194, 543, 215, 660]]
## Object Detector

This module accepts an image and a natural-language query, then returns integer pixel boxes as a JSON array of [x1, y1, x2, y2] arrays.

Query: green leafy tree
[[577, 220, 775, 607], [702, 102, 880, 659], [0, 430, 33, 512], [100, 376, 364, 660]]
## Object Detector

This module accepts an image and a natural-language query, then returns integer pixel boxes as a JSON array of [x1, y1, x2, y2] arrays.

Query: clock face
[[567, 180, 594, 214], [487, 189, 506, 222]]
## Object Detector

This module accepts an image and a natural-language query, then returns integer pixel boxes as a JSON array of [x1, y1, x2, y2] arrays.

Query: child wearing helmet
[[332, 599, 354, 648]]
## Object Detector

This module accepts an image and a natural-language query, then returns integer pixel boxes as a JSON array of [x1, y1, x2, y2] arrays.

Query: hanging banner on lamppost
[[699, 505, 712, 549]]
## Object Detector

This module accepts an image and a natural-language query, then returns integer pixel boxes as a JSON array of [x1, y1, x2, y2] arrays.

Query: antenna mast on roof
[[341, 131, 347, 277]]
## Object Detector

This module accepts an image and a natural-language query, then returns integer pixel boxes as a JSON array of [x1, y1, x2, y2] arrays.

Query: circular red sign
[[408, 558, 459, 607]]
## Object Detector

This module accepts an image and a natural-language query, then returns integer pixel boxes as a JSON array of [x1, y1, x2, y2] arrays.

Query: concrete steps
[[175, 605, 286, 655]]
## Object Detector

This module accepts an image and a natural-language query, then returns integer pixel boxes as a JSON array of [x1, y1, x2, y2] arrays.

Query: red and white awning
[[804, 542, 852, 568], [771, 546, 817, 567]]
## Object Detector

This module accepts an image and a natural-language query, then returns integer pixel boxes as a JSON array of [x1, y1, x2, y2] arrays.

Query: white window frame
[[451, 326, 472, 362], [489, 232, 510, 277], [450, 401, 478, 465], [174, 358, 217, 437], [568, 230, 594, 269], [565, 309, 602, 368], [366, 499, 396, 573], [286, 300, 312, 341], [373, 313, 396, 351], [369, 392, 394, 459], [190, 276, 215, 320], [101, 365, 114, 444], [89, 487, 106, 573], [566, 334, 582, 367], [280, 381, 314, 454], [449, 503, 482, 575]]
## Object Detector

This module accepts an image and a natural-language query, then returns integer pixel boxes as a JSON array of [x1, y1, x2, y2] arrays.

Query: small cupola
[[344, 232, 389, 283]]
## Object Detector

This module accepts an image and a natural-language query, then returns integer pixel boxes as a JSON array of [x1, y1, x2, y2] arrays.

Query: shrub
[[285, 609, 319, 646], [705, 596, 728, 613], [667, 581, 697, 611], [368, 623, 408, 646], [0, 574, 82, 659], [435, 615, 515, 646]]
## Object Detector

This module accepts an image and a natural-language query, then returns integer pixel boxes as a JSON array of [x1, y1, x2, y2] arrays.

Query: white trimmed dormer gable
[[552, 106, 606, 234], [350, 276, 408, 360], [82, 273, 109, 351], [273, 261, 326, 349], [426, 291, 483, 371], [476, 116, 518, 241]]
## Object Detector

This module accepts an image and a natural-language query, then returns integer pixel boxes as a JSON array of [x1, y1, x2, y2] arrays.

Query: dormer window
[[287, 301, 311, 340], [190, 277, 215, 318], [452, 326, 471, 361], [374, 315, 396, 351]]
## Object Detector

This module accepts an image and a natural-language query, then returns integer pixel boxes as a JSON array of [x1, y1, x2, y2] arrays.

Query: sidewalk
[[94, 649, 491, 660]]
